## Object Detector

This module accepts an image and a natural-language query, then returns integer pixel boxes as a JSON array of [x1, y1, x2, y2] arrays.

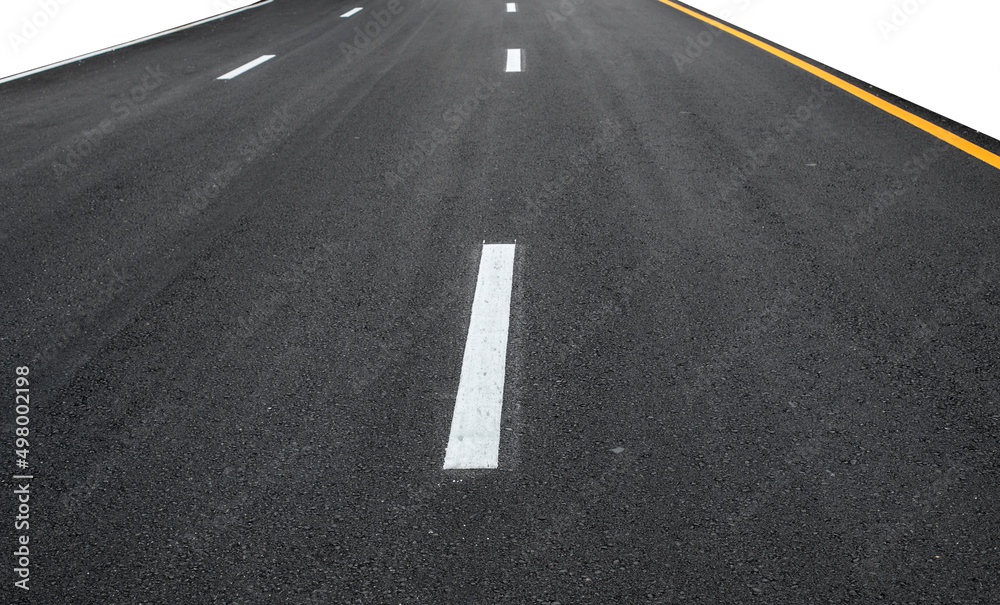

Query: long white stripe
[[341, 7, 363, 17], [506, 3, 516, 12], [505, 49, 521, 72], [217, 54, 275, 80], [443, 244, 516, 469]]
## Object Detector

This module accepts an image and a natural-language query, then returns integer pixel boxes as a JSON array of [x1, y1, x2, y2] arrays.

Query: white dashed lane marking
[[505, 49, 522, 72], [341, 7, 363, 17], [217, 55, 275, 80], [507, 3, 516, 12], [443, 243, 516, 470]]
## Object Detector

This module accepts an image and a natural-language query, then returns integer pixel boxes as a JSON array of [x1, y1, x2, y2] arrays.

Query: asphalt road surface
[[2, 0, 1000, 602]]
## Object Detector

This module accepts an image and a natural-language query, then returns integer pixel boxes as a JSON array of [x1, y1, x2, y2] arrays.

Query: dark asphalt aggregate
[[2, 0, 1000, 602]]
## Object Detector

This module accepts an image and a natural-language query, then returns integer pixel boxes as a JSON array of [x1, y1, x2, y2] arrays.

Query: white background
[[682, 0, 1000, 140], [2, 0, 256, 80]]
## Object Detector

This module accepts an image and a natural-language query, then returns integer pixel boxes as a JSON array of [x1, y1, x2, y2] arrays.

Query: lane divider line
[[505, 49, 522, 73], [217, 54, 276, 80], [443, 243, 516, 470], [656, 0, 1000, 171], [507, 3, 517, 12], [341, 7, 363, 17]]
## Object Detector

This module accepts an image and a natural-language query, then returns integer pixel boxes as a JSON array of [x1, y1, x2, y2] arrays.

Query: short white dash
[[443, 243, 516, 470], [217, 54, 275, 80], [506, 3, 516, 12], [341, 7, 363, 17], [505, 49, 521, 73]]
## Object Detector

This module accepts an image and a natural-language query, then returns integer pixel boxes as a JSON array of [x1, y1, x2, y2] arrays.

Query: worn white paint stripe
[[506, 3, 516, 12], [217, 54, 275, 80], [505, 49, 521, 72], [341, 7, 363, 17], [443, 243, 516, 470]]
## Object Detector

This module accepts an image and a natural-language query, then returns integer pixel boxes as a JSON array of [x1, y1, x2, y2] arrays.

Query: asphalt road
[[2, 0, 1000, 602]]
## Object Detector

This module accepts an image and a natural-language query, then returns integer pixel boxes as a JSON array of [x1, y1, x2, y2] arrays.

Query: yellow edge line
[[657, 0, 1000, 171]]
